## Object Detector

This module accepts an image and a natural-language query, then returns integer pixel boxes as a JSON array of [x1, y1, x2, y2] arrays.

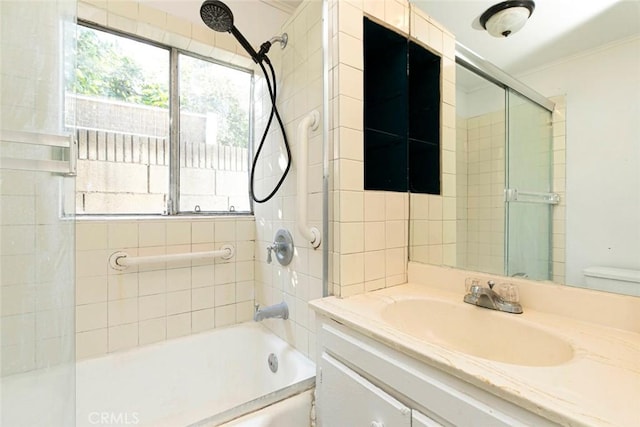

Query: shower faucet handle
[[266, 244, 275, 264], [265, 229, 294, 266]]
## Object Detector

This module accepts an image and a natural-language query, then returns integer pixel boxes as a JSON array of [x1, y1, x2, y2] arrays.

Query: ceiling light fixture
[[480, 0, 535, 38]]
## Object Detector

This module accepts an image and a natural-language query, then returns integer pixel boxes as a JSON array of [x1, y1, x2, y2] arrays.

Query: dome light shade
[[480, 1, 535, 38]]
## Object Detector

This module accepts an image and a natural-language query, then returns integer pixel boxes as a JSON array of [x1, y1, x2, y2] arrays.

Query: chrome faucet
[[463, 279, 523, 314]]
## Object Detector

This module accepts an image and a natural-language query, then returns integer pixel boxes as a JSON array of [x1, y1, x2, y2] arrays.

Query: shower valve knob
[[266, 245, 274, 264], [265, 229, 294, 266]]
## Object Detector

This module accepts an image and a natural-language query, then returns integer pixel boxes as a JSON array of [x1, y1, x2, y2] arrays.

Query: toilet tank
[[583, 266, 640, 296]]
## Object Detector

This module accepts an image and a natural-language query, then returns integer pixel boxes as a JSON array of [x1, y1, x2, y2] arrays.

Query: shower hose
[[250, 57, 291, 203]]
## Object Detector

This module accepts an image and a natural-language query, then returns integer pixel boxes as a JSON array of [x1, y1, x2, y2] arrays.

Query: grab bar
[[296, 110, 321, 249], [0, 129, 77, 176], [505, 188, 560, 205], [109, 244, 235, 270]]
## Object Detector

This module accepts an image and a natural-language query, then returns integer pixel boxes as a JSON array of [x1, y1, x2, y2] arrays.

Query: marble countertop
[[310, 283, 640, 427]]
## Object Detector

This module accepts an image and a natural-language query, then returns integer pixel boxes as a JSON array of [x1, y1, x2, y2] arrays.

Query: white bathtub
[[218, 389, 314, 427], [76, 322, 315, 426]]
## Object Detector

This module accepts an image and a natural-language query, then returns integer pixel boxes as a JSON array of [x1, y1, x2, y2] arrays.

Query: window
[[66, 24, 252, 215], [178, 54, 251, 213]]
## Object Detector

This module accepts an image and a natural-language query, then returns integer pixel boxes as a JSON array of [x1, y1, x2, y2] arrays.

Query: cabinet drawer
[[412, 410, 444, 427], [318, 352, 411, 427]]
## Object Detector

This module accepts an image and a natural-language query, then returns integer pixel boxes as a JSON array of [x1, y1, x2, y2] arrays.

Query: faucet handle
[[495, 282, 520, 303], [266, 246, 273, 264], [469, 284, 483, 296], [464, 277, 481, 293]]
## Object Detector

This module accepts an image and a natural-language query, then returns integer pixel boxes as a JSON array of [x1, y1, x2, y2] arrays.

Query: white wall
[[457, 81, 503, 119], [518, 36, 640, 286], [332, 1, 458, 297], [75, 218, 255, 359], [252, 0, 324, 360]]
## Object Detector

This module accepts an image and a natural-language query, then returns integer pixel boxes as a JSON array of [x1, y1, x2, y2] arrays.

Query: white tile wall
[[407, 3, 459, 267], [77, 0, 254, 70], [465, 110, 506, 275], [68, 0, 265, 360], [35, 0, 507, 368], [350, 2, 459, 288], [551, 96, 567, 283], [75, 217, 255, 359], [252, 0, 324, 361]]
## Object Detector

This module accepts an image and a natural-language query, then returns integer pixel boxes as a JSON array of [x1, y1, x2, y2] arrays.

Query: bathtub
[[218, 389, 314, 427], [76, 322, 316, 426]]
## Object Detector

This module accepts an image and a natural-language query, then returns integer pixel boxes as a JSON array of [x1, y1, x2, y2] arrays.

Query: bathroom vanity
[[315, 317, 555, 426], [310, 263, 640, 427]]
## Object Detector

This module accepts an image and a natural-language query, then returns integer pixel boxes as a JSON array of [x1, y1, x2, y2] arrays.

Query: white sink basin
[[381, 298, 574, 367]]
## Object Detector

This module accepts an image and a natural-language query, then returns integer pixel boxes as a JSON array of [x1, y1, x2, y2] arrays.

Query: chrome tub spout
[[253, 301, 289, 321]]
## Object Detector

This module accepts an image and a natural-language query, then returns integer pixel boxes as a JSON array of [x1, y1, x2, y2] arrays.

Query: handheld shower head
[[199, 0, 292, 203], [200, 0, 262, 63], [200, 0, 234, 33]]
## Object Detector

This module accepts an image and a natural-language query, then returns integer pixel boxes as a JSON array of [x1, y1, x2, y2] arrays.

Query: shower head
[[199, 0, 262, 63], [200, 0, 234, 33]]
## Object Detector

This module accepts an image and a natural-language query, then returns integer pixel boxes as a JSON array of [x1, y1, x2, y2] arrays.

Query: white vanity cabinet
[[315, 317, 557, 427], [319, 353, 413, 426], [319, 351, 443, 426], [412, 411, 444, 427]]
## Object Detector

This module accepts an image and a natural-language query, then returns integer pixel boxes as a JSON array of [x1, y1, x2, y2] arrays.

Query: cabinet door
[[412, 410, 444, 427], [318, 353, 411, 427]]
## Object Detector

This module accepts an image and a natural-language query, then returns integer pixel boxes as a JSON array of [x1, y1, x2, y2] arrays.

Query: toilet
[[583, 266, 640, 297]]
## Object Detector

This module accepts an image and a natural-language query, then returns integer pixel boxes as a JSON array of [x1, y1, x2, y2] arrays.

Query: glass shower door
[[1, 0, 77, 425], [452, 64, 507, 276], [505, 89, 554, 280]]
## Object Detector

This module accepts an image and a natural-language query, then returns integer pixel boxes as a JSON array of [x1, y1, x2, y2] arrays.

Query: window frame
[[73, 21, 255, 217]]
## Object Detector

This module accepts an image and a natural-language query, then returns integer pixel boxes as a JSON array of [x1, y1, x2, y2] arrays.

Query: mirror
[[408, 3, 640, 297]]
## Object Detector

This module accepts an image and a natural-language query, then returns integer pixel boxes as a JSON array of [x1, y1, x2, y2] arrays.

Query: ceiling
[[413, 0, 640, 77]]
